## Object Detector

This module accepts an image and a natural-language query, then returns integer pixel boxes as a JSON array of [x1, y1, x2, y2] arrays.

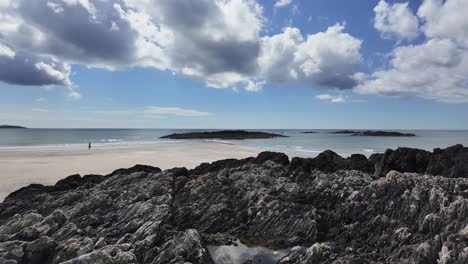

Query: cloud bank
[[0, 0, 363, 93], [0, 0, 467, 103], [360, 0, 468, 103]]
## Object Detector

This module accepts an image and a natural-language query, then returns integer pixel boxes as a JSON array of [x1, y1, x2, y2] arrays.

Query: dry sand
[[0, 142, 262, 201]]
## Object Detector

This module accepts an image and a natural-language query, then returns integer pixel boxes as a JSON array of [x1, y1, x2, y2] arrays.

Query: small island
[[301, 131, 318, 134], [0, 125, 27, 129], [332, 130, 360, 134], [353, 131, 416, 137], [160, 130, 287, 140], [332, 130, 415, 137]]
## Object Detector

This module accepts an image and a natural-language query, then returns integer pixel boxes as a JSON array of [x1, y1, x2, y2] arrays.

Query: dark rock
[[254, 151, 290, 166], [23, 236, 57, 264], [372, 145, 468, 178], [109, 164, 161, 176], [372, 147, 432, 177], [1, 145, 468, 263], [301, 131, 318, 134], [3, 184, 52, 202], [160, 130, 287, 140], [426, 144, 468, 178]]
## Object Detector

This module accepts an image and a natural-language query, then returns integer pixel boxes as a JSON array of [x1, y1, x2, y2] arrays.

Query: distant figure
[[88, 142, 91, 150]]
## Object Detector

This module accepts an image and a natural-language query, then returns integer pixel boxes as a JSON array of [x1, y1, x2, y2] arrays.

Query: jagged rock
[[372, 144, 468, 178], [371, 147, 432, 177], [0, 145, 467, 263], [427, 144, 468, 178], [152, 229, 214, 264]]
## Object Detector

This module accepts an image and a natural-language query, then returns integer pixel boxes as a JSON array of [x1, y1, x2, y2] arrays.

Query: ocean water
[[0, 129, 467, 157]]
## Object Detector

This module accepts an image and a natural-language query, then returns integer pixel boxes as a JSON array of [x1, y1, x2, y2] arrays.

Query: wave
[[204, 139, 235, 145], [362, 149, 375, 153]]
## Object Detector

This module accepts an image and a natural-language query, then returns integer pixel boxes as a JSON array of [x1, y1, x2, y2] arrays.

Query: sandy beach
[[0, 142, 261, 201]]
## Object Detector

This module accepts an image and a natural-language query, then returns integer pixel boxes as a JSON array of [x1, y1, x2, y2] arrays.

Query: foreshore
[[0, 142, 261, 201]]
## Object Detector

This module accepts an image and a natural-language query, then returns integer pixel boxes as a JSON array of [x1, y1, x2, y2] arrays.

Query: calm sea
[[1, 129, 467, 157]]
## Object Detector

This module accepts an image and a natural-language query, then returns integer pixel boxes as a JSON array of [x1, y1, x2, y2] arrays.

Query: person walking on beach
[[88, 141, 91, 150]]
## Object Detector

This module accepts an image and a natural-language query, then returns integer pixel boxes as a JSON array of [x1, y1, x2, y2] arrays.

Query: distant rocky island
[[301, 131, 318, 134], [160, 130, 287, 140], [0, 125, 26, 129], [333, 130, 416, 137], [1, 144, 467, 263]]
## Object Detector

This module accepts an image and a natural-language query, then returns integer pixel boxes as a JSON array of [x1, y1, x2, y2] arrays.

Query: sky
[[0, 0, 468, 129]]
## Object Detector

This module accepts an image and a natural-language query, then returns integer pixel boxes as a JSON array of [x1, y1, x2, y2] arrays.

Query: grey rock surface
[[1, 145, 468, 263]]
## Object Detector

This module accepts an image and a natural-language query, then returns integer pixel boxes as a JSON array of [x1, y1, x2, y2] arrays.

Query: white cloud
[[274, 0, 293, 8], [47, 2, 64, 14], [373, 0, 419, 40], [144, 107, 213, 117], [360, 0, 468, 103], [0, 0, 268, 89], [356, 38, 468, 103], [418, 0, 468, 46], [315, 94, 346, 103], [68, 90, 81, 99], [244, 80, 266, 92], [35, 97, 47, 102], [35, 61, 72, 86], [0, 42, 15, 58], [259, 24, 363, 89], [0, 0, 365, 95]]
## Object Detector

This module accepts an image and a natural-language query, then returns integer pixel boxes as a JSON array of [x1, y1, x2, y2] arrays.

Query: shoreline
[[0, 142, 262, 202]]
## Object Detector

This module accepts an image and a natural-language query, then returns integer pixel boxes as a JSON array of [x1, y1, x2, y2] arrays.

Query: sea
[[1, 129, 468, 158]]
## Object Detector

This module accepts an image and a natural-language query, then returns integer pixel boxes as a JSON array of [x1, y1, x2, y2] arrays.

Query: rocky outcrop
[[160, 130, 287, 140], [1, 145, 467, 263], [371, 144, 468, 178]]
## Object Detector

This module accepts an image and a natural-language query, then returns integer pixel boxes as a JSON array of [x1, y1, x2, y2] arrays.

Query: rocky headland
[[160, 130, 287, 140], [1, 144, 468, 263]]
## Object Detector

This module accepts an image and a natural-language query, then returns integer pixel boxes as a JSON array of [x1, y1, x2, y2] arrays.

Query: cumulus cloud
[[144, 107, 213, 117], [0, 0, 365, 92], [0, 42, 72, 86], [360, 0, 468, 103], [418, 0, 468, 46], [274, 0, 293, 8], [373, 0, 419, 40], [259, 24, 363, 89], [315, 94, 346, 103]]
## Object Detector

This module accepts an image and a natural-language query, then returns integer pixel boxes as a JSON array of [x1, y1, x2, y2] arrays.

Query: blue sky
[[1, 0, 467, 129]]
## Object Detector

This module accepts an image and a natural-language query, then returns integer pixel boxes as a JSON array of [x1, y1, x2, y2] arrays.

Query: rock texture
[[160, 130, 287, 140], [1, 145, 468, 263]]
